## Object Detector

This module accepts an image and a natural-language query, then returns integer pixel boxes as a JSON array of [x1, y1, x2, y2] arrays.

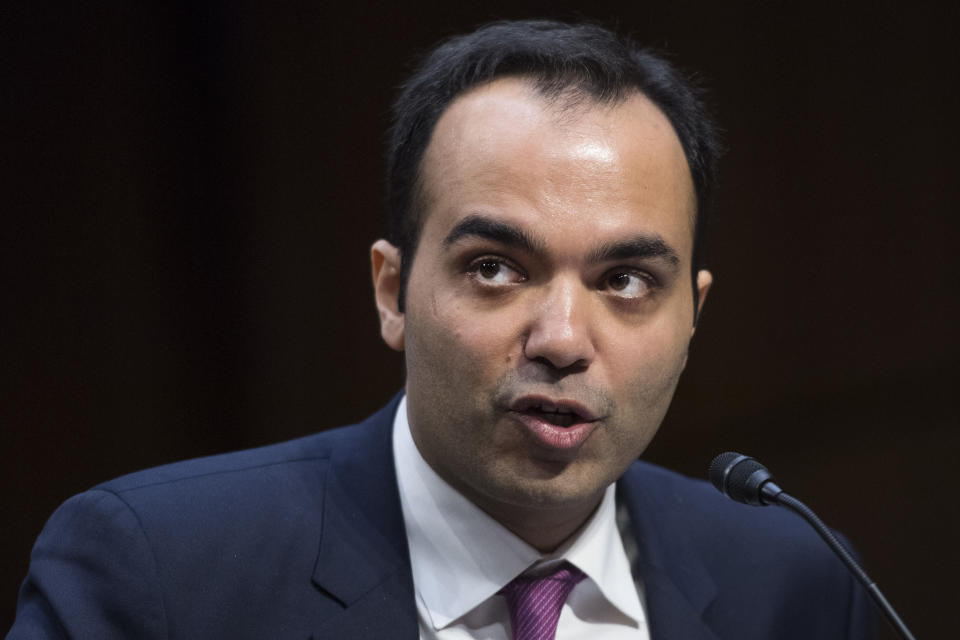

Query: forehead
[[418, 77, 696, 260]]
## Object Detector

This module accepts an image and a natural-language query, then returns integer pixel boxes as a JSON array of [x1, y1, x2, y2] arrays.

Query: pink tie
[[500, 563, 586, 640]]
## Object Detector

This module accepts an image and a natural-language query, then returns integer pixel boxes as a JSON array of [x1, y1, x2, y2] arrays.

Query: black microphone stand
[[762, 484, 915, 640], [709, 452, 916, 640]]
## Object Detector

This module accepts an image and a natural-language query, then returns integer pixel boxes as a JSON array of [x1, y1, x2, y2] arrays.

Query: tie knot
[[500, 562, 586, 640]]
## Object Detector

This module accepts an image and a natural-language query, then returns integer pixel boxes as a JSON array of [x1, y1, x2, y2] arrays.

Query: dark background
[[4, 1, 957, 636]]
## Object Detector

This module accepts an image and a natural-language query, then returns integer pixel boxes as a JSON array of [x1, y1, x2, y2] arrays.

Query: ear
[[691, 269, 713, 337], [371, 239, 405, 351]]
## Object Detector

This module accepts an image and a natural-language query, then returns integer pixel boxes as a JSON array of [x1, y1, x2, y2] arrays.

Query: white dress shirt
[[392, 396, 650, 639]]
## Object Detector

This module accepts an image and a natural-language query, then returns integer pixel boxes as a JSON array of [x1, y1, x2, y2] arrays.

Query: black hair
[[387, 19, 720, 313]]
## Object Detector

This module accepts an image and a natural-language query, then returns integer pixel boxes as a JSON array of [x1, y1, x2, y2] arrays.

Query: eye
[[603, 270, 654, 299], [467, 257, 525, 286]]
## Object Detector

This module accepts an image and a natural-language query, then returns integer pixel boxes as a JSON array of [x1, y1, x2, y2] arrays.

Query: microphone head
[[708, 452, 745, 490], [708, 451, 778, 506]]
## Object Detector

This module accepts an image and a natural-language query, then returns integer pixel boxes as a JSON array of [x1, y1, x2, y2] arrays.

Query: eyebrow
[[587, 235, 681, 268], [442, 214, 546, 254], [442, 213, 681, 269]]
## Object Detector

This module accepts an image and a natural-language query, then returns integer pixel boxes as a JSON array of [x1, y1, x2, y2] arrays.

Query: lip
[[508, 395, 601, 451]]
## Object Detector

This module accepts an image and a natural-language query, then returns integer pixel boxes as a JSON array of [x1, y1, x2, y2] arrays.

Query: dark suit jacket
[[9, 395, 874, 639]]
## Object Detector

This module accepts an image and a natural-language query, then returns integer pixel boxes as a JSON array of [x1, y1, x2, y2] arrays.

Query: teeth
[[538, 403, 573, 415]]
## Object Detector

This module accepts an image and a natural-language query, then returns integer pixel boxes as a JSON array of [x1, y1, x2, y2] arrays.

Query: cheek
[[433, 291, 521, 366], [457, 321, 520, 373], [407, 290, 516, 393], [606, 318, 691, 398]]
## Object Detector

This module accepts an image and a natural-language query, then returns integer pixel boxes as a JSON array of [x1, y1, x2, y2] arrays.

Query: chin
[[483, 462, 612, 511]]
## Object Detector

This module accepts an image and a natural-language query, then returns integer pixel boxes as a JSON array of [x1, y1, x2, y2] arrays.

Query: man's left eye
[[604, 271, 653, 298]]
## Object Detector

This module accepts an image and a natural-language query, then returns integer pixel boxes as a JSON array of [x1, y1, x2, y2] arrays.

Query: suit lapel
[[619, 463, 722, 640], [310, 395, 419, 639]]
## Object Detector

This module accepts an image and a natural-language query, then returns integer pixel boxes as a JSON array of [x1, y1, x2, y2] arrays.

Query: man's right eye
[[468, 258, 525, 285]]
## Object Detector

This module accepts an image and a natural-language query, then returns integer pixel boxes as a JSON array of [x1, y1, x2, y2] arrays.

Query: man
[[9, 20, 874, 640]]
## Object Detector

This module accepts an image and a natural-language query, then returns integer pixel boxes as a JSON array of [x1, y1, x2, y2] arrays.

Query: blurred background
[[3, 1, 957, 636]]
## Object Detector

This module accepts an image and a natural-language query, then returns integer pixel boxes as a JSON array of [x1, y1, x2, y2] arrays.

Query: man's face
[[373, 77, 711, 535]]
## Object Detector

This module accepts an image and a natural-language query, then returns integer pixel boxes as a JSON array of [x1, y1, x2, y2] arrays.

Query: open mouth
[[508, 396, 600, 450], [510, 397, 598, 428], [522, 405, 581, 428]]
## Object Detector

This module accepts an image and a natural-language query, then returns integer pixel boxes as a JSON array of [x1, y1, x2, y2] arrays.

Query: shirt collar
[[392, 395, 644, 630]]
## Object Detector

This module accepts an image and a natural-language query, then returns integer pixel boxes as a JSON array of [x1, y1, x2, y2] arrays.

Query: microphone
[[708, 452, 915, 640], [708, 451, 784, 506]]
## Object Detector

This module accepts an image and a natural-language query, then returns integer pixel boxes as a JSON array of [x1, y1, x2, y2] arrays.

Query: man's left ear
[[370, 239, 405, 351], [691, 269, 713, 336]]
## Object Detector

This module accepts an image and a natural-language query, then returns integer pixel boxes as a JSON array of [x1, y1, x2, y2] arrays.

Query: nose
[[522, 278, 596, 372]]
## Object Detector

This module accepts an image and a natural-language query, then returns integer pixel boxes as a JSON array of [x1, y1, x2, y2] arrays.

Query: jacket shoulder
[[97, 422, 344, 494], [620, 461, 874, 639], [9, 397, 401, 639], [623, 459, 830, 548]]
